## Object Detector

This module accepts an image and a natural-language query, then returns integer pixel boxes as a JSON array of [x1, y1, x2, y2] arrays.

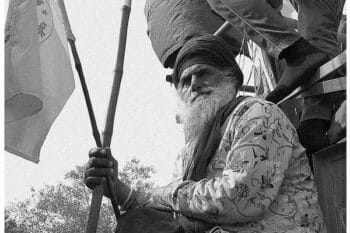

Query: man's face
[[176, 63, 237, 142], [177, 64, 227, 103]]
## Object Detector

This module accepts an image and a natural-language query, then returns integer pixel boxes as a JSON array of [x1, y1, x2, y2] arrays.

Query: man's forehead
[[180, 64, 216, 77]]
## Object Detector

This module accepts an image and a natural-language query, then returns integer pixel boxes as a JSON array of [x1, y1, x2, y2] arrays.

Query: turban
[[172, 34, 243, 87]]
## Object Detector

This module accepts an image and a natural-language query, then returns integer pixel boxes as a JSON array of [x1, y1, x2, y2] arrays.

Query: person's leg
[[268, 0, 345, 103], [294, 0, 345, 153], [265, 39, 328, 103], [207, 0, 301, 58], [297, 95, 332, 154], [296, 0, 345, 58], [297, 91, 346, 154], [207, 0, 329, 103]]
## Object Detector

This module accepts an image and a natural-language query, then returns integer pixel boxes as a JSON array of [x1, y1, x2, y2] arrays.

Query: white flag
[[5, 0, 75, 163]]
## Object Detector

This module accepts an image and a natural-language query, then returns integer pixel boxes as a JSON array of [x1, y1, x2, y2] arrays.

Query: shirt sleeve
[[133, 177, 185, 211], [136, 101, 298, 225]]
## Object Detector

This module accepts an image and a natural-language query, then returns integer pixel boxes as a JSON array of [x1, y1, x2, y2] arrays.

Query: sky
[[2, 0, 301, 205]]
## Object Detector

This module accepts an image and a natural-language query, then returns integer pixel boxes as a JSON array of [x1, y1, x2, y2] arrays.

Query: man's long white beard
[[177, 80, 236, 143]]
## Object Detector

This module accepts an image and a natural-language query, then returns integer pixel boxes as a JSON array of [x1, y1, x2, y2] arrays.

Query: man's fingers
[[87, 157, 113, 169], [85, 177, 106, 189], [104, 147, 112, 158], [89, 147, 108, 158], [85, 167, 115, 180]]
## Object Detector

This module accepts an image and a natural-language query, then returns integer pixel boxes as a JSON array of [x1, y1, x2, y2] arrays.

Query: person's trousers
[[207, 0, 345, 59], [207, 0, 345, 123]]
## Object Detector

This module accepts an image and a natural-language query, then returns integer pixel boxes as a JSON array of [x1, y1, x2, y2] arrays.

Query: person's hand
[[328, 100, 346, 144], [84, 147, 119, 198]]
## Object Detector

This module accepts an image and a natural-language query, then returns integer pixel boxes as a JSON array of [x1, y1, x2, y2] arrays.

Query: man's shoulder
[[232, 96, 292, 125], [234, 96, 277, 116], [239, 96, 272, 105], [229, 96, 299, 143]]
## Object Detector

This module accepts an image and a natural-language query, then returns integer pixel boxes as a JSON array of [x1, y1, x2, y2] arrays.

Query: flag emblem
[[37, 0, 53, 44]]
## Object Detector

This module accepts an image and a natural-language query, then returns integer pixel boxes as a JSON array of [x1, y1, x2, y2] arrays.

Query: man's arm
[[137, 101, 297, 224], [84, 148, 181, 211]]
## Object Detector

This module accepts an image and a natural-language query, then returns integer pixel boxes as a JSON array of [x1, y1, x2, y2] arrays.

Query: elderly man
[[84, 35, 326, 233]]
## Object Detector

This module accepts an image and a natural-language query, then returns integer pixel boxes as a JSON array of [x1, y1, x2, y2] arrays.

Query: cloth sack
[[145, 0, 248, 68]]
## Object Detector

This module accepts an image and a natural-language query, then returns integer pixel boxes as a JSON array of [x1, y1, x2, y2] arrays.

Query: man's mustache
[[188, 89, 213, 103]]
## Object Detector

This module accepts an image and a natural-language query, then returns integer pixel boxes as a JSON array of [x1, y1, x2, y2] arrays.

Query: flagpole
[[57, 0, 102, 147], [56, 0, 122, 230], [68, 40, 103, 146]]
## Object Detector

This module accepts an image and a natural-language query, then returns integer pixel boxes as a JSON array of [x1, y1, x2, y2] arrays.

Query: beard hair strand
[[177, 80, 236, 143]]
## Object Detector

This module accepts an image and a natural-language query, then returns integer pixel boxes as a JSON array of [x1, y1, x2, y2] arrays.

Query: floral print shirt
[[136, 97, 326, 233]]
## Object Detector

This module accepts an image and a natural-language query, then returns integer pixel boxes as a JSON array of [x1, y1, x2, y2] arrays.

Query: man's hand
[[84, 147, 119, 198]]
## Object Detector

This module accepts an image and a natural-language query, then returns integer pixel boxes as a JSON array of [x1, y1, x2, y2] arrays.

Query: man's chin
[[183, 97, 220, 141]]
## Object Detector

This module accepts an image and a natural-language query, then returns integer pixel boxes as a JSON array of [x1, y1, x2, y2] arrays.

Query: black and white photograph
[[4, 0, 347, 232]]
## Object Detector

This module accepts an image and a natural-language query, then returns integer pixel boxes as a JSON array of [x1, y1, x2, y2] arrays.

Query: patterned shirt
[[136, 97, 326, 233]]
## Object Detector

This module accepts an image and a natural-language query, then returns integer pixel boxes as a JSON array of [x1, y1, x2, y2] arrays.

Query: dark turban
[[172, 34, 243, 88]]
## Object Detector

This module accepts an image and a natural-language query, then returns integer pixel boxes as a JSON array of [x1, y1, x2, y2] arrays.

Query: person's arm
[[136, 102, 297, 224], [84, 147, 181, 211]]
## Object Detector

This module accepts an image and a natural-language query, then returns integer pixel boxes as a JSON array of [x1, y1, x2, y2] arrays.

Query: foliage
[[5, 158, 155, 233], [119, 158, 155, 191]]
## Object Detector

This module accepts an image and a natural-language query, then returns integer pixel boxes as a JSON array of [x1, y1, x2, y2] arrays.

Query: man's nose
[[190, 75, 204, 93]]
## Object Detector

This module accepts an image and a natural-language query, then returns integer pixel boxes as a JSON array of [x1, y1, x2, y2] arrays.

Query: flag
[[5, 0, 75, 163]]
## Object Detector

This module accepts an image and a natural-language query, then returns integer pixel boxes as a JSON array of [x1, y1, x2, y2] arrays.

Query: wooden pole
[[101, 0, 131, 147], [57, 0, 102, 146], [68, 40, 103, 147], [70, 35, 121, 221], [87, 1, 132, 232], [56, 0, 123, 231], [56, 0, 102, 147]]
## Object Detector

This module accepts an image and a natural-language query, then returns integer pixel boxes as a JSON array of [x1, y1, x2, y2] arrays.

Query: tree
[[119, 158, 155, 191], [5, 158, 155, 233]]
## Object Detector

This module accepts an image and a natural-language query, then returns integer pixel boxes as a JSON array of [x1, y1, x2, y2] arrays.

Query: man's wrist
[[114, 179, 133, 205]]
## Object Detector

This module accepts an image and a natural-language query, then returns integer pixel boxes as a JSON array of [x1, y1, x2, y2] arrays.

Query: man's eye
[[196, 70, 205, 76], [182, 76, 190, 86], [198, 69, 210, 76]]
